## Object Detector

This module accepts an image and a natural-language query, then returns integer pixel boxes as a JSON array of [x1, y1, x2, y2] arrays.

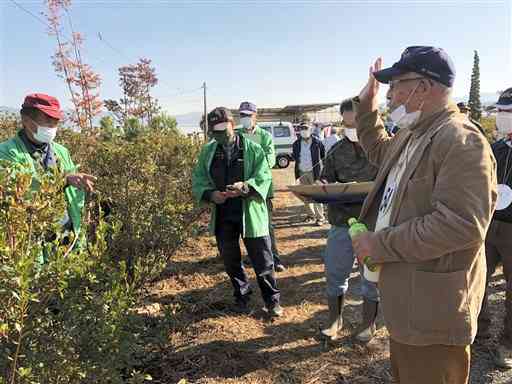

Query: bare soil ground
[[142, 167, 512, 384]]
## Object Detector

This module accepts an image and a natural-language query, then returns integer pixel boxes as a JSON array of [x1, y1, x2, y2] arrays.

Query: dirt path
[[144, 168, 512, 384]]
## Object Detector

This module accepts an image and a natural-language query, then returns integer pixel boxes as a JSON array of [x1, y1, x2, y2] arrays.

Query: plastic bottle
[[347, 217, 380, 283]]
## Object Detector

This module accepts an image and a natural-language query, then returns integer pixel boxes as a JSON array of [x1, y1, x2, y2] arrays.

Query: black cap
[[207, 107, 233, 130], [457, 102, 470, 111], [239, 101, 257, 115], [497, 88, 512, 110], [373, 46, 456, 88], [339, 98, 354, 114]]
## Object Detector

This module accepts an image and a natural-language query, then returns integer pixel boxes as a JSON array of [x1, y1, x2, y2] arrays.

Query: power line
[[8, 0, 49, 27], [164, 86, 204, 100], [97, 32, 130, 60], [96, 31, 206, 100]]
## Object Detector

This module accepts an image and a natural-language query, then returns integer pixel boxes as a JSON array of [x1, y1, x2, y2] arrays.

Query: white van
[[257, 121, 295, 168]]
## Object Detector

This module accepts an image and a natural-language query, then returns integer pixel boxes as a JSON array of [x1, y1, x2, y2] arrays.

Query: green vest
[[0, 133, 85, 234], [236, 125, 276, 198], [192, 135, 271, 238]]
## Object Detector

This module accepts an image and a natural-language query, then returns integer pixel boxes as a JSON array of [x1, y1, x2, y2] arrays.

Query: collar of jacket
[[407, 103, 458, 139]]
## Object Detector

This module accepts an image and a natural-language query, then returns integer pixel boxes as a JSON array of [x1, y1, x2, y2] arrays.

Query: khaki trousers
[[298, 171, 324, 222], [390, 339, 470, 384]]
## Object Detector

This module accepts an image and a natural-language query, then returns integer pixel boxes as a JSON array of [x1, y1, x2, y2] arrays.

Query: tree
[[105, 58, 160, 127], [469, 50, 482, 121], [99, 115, 123, 140], [149, 112, 179, 135], [44, 0, 103, 132]]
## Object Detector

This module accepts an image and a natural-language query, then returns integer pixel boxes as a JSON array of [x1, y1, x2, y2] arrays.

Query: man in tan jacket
[[351, 46, 497, 383]]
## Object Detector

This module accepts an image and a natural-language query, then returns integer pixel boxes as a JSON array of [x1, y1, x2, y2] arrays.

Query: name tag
[[497, 184, 512, 211]]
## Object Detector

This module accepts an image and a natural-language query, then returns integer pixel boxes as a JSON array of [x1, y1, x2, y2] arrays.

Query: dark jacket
[[492, 139, 512, 223], [292, 137, 325, 180], [320, 138, 377, 227]]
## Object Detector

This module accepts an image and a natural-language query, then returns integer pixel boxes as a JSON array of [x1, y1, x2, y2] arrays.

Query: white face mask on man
[[344, 128, 358, 142], [33, 124, 58, 144], [389, 82, 423, 129], [496, 112, 512, 137], [300, 130, 311, 139], [240, 116, 253, 130]]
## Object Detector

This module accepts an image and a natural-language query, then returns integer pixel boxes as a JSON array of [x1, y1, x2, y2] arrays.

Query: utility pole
[[202, 81, 207, 140]]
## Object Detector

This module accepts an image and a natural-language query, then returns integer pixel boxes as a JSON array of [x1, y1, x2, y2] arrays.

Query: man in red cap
[[0, 93, 96, 261]]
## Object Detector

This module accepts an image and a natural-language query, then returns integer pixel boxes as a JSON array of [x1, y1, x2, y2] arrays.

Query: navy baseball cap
[[374, 46, 456, 88], [207, 107, 233, 130], [457, 102, 470, 111], [239, 101, 257, 115], [496, 88, 512, 110]]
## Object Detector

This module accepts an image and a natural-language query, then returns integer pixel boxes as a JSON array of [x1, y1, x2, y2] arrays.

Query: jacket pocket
[[410, 270, 470, 333]]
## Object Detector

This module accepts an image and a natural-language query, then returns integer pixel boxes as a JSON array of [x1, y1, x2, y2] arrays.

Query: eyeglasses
[[388, 77, 424, 91]]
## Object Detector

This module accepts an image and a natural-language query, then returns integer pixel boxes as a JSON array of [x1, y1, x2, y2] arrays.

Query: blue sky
[[1, 0, 511, 115]]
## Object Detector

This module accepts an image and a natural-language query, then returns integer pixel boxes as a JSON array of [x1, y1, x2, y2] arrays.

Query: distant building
[[230, 103, 341, 125]]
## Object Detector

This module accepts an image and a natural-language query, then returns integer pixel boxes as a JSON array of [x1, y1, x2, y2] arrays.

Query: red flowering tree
[[44, 0, 102, 131], [105, 58, 160, 127]]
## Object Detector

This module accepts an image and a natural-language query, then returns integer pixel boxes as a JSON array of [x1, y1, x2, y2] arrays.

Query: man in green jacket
[[237, 101, 286, 272], [0, 93, 96, 260], [192, 107, 282, 317]]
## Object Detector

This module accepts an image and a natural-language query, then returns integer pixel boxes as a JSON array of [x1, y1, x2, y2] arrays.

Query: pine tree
[[468, 50, 482, 121]]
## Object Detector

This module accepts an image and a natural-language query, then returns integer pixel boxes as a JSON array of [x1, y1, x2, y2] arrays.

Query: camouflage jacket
[[320, 138, 377, 227]]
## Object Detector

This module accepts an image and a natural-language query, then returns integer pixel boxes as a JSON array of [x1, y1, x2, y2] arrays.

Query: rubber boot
[[354, 299, 378, 343], [495, 345, 512, 369], [320, 295, 344, 340]]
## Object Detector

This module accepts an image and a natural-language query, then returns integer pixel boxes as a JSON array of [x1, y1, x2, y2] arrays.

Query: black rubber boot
[[354, 299, 378, 343], [320, 295, 344, 340]]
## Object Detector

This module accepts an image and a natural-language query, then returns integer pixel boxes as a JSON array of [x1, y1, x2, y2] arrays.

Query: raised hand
[[358, 57, 382, 112]]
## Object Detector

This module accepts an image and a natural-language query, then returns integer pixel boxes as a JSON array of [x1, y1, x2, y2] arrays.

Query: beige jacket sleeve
[[371, 128, 497, 263], [353, 97, 394, 167]]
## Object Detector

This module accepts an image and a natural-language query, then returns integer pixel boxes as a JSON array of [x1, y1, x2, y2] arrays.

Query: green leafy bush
[[0, 112, 203, 382]]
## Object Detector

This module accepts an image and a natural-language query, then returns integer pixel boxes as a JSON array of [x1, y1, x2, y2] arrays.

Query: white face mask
[[389, 82, 423, 129], [344, 128, 358, 142], [33, 125, 58, 143], [300, 130, 311, 139], [240, 116, 253, 130], [390, 105, 422, 129], [496, 112, 512, 136]]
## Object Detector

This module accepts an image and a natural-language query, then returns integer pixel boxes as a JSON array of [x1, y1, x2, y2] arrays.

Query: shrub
[[0, 112, 203, 382], [0, 163, 139, 383]]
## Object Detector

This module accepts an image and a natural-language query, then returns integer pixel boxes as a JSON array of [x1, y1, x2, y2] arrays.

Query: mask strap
[[404, 81, 422, 112]]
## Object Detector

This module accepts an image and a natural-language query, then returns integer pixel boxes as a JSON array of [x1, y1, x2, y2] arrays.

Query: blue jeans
[[323, 225, 379, 301]]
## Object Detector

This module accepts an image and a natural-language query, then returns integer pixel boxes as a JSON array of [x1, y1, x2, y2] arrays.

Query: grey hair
[[431, 80, 452, 101]]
